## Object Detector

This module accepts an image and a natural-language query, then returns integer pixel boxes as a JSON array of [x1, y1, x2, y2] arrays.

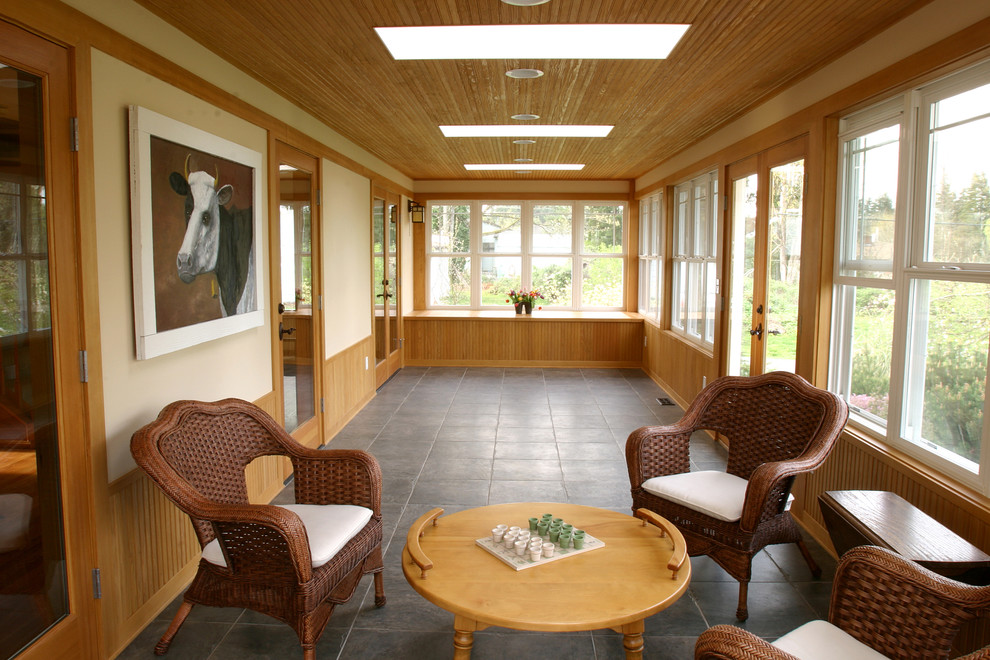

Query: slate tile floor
[[120, 367, 835, 659]]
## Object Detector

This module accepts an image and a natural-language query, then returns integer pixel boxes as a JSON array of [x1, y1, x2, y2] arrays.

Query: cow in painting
[[169, 155, 255, 317]]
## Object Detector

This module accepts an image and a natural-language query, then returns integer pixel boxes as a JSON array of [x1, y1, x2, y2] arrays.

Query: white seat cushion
[[772, 620, 890, 660], [641, 471, 749, 522], [202, 504, 373, 569]]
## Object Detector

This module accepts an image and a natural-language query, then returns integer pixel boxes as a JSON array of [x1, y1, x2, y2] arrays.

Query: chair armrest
[[830, 546, 990, 658], [957, 647, 990, 660], [695, 624, 800, 659], [738, 457, 820, 531], [625, 424, 693, 487], [289, 448, 383, 514], [205, 503, 315, 583]]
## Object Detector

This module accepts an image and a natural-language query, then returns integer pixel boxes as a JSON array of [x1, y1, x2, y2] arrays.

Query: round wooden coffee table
[[402, 502, 689, 659]]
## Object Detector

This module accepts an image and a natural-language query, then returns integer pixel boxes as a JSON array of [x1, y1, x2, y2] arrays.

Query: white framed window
[[427, 201, 626, 309], [638, 192, 663, 320], [830, 58, 990, 493], [670, 170, 719, 348]]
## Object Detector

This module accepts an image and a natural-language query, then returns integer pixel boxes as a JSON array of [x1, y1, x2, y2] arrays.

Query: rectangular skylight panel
[[464, 164, 585, 170], [440, 125, 613, 137], [376, 24, 689, 60]]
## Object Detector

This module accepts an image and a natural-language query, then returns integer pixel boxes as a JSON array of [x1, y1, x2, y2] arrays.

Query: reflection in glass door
[[726, 143, 805, 377], [0, 62, 68, 658], [278, 165, 314, 433]]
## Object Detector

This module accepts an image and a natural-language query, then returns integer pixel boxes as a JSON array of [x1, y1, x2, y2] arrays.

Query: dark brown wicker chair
[[695, 545, 990, 659], [626, 371, 848, 620], [130, 398, 385, 660]]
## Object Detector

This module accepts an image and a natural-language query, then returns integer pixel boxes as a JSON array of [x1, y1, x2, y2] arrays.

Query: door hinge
[[316, 189, 321, 206], [70, 117, 79, 152], [91, 568, 102, 599], [320, 398, 325, 413], [318, 295, 323, 310], [723, 194, 728, 211], [79, 350, 88, 383]]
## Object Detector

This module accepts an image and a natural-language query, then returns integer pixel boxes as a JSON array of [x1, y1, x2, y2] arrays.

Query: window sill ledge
[[405, 310, 642, 322]]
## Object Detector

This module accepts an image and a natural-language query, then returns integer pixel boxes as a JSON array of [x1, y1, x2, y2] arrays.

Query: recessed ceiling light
[[501, 0, 551, 6], [464, 164, 585, 171], [441, 125, 613, 138], [375, 24, 690, 60], [513, 139, 537, 145], [511, 113, 540, 121], [514, 158, 534, 162], [506, 68, 544, 79]]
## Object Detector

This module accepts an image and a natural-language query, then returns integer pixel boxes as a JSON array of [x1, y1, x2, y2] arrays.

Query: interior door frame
[[1, 18, 102, 660], [270, 141, 324, 450], [722, 137, 808, 378]]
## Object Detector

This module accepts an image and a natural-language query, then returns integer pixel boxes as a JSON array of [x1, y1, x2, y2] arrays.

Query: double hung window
[[670, 171, 719, 349], [830, 59, 990, 490], [427, 201, 625, 309], [638, 192, 663, 320]]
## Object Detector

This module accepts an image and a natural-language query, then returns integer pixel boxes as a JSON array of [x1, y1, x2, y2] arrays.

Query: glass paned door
[[725, 141, 806, 377], [765, 160, 804, 372], [373, 191, 401, 387], [278, 164, 315, 433], [0, 62, 69, 659], [728, 172, 758, 376]]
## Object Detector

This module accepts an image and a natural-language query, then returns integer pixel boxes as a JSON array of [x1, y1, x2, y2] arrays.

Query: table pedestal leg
[[614, 620, 645, 659], [453, 629, 474, 659], [453, 615, 485, 659]]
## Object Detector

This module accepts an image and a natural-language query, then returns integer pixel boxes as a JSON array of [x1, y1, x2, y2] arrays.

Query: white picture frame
[[128, 105, 264, 360]]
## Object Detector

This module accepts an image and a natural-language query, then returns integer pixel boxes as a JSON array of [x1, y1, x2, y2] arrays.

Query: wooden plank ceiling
[[133, 0, 933, 181]]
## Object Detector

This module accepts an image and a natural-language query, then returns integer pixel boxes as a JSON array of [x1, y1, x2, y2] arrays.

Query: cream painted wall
[[322, 159, 373, 356], [91, 49, 272, 481], [66, 0, 414, 192], [635, 0, 990, 190]]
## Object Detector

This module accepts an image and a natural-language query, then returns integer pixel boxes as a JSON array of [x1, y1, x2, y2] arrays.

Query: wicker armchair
[[695, 545, 990, 659], [626, 372, 848, 620], [130, 398, 385, 660]]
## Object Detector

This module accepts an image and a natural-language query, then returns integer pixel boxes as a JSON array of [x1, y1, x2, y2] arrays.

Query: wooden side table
[[819, 490, 990, 585], [402, 502, 690, 659]]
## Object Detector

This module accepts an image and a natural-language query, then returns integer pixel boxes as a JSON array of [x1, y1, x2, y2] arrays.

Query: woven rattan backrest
[[830, 546, 990, 659], [157, 409, 284, 504], [132, 399, 291, 546], [695, 373, 832, 479]]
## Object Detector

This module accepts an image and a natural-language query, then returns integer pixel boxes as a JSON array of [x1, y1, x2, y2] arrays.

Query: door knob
[[279, 322, 296, 341], [749, 323, 763, 338]]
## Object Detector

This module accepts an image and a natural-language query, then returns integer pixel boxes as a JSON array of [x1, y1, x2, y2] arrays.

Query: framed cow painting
[[128, 105, 263, 359]]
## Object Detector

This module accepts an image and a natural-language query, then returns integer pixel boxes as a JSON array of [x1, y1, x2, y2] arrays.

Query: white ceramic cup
[[496, 524, 508, 532], [514, 540, 527, 556], [529, 547, 543, 561], [542, 542, 555, 558], [492, 528, 505, 543], [503, 532, 517, 549]]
